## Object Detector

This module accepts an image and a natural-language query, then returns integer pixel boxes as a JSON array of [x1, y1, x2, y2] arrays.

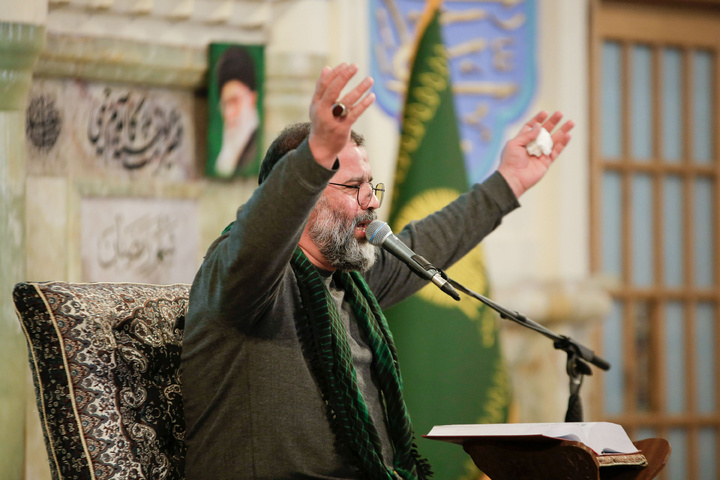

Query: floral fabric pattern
[[13, 281, 189, 480]]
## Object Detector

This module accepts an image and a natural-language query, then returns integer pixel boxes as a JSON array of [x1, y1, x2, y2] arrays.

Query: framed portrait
[[207, 43, 264, 178]]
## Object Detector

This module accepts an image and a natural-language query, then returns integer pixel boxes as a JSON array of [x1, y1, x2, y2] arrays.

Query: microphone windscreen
[[366, 220, 391, 247]]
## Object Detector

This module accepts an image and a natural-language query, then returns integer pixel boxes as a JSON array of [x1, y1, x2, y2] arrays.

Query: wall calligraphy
[[87, 88, 184, 174], [97, 213, 176, 276], [26, 94, 63, 153], [81, 197, 199, 284]]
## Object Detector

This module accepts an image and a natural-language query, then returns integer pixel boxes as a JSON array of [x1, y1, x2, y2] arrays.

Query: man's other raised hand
[[497, 111, 575, 198]]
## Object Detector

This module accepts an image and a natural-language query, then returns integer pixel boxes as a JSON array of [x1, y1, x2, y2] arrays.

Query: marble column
[[0, 20, 45, 480]]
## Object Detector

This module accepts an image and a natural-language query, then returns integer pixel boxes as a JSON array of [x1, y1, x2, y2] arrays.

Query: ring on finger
[[332, 102, 348, 118]]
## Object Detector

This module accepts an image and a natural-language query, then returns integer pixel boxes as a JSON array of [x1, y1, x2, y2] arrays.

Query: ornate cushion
[[13, 281, 189, 480]]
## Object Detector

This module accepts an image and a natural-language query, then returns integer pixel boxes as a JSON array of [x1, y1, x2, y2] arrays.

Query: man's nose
[[364, 190, 381, 210]]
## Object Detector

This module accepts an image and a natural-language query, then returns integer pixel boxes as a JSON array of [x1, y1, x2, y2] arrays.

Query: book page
[[425, 422, 639, 455], [542, 422, 638, 454]]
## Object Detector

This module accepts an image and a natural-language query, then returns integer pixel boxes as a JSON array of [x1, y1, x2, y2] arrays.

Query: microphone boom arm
[[446, 278, 610, 372]]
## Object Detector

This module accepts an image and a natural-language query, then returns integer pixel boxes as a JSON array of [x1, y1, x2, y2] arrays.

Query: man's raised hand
[[308, 63, 375, 168]]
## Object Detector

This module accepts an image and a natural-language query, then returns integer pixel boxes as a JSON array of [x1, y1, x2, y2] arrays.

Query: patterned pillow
[[13, 281, 189, 480]]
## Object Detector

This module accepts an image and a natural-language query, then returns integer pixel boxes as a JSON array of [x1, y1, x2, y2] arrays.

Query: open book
[[425, 422, 640, 455]]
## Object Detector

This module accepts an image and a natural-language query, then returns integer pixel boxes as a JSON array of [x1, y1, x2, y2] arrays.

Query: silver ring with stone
[[332, 102, 348, 118]]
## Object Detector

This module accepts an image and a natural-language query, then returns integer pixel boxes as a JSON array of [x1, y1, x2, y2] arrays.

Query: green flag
[[386, 1, 512, 478]]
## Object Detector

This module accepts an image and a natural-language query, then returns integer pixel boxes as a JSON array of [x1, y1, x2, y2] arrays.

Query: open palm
[[497, 111, 574, 198]]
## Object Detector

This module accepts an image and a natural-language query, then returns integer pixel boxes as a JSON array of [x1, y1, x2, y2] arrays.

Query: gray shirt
[[181, 138, 519, 479]]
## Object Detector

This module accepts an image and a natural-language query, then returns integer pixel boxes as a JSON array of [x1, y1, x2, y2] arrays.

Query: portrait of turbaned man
[[207, 43, 264, 178]]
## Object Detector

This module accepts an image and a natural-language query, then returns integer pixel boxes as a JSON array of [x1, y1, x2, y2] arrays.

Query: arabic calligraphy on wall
[[81, 197, 199, 284], [24, 78, 196, 180], [88, 88, 183, 173], [26, 94, 63, 153], [97, 213, 176, 276]]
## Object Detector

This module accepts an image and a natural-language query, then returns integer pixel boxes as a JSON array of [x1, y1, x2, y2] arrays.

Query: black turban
[[217, 46, 257, 92]]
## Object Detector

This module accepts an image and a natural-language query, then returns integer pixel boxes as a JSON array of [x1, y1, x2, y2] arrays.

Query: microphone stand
[[445, 277, 611, 423]]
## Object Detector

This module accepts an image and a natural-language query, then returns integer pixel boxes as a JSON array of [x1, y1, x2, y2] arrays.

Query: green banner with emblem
[[385, 1, 512, 478]]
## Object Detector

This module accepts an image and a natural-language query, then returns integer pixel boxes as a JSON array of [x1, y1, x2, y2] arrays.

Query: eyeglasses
[[328, 181, 385, 208]]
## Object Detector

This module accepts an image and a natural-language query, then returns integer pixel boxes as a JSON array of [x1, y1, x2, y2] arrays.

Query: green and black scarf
[[290, 247, 432, 480]]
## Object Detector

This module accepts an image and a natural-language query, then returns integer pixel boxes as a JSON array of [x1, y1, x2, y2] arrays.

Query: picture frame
[[206, 43, 265, 179]]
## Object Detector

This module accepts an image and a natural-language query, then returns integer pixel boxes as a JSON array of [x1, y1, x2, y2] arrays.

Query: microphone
[[366, 220, 460, 301]]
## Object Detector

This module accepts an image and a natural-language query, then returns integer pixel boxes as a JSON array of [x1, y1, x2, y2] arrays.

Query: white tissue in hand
[[526, 127, 553, 157]]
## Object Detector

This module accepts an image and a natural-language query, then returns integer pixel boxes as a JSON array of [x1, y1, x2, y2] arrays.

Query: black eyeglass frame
[[328, 181, 385, 208]]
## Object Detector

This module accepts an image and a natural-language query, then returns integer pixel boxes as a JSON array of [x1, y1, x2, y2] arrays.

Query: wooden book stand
[[459, 437, 670, 480]]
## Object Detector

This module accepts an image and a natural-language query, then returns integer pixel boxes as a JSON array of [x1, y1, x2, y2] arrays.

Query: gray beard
[[308, 195, 377, 272]]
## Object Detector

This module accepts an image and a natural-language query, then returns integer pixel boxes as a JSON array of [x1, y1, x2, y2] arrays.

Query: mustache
[[352, 210, 377, 229]]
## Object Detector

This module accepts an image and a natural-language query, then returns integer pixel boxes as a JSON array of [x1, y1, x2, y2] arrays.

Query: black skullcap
[[258, 123, 365, 185], [259, 123, 312, 185], [217, 46, 257, 92]]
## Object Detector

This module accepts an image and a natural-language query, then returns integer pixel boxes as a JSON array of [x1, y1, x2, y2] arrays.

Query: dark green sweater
[[181, 138, 519, 479]]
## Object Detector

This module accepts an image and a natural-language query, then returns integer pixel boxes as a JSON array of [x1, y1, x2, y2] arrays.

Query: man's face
[[307, 143, 380, 272], [220, 80, 257, 129]]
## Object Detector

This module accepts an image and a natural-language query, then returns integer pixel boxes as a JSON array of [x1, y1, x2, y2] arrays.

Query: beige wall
[[0, 1, 607, 478]]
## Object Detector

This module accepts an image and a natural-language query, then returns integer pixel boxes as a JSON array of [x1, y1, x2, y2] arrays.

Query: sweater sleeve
[[187, 139, 337, 330], [364, 171, 520, 309]]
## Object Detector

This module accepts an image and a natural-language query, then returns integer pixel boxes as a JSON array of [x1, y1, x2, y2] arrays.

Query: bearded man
[[181, 63, 573, 480]]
